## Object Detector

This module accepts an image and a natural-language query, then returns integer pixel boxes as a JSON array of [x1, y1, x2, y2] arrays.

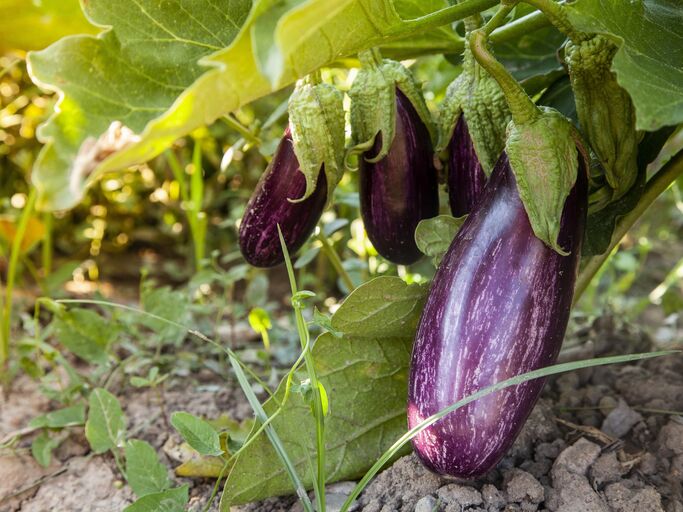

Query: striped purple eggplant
[[447, 117, 488, 217], [239, 128, 327, 267], [408, 152, 587, 478], [360, 89, 439, 265]]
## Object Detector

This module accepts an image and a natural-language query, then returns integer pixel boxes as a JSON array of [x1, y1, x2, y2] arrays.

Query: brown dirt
[[1, 315, 681, 512]]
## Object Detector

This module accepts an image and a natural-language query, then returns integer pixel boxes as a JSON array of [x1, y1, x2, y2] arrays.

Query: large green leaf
[[28, 0, 473, 211], [567, 0, 683, 131], [28, 0, 252, 211], [0, 0, 97, 52], [220, 276, 427, 507]]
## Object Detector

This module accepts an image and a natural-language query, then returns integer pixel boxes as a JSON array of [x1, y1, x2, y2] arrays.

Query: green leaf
[[28, 0, 463, 212], [85, 388, 126, 454], [294, 245, 321, 269], [0, 0, 97, 52], [415, 215, 466, 266], [567, 0, 683, 131], [29, 404, 86, 429], [141, 286, 190, 345], [312, 308, 342, 338], [123, 485, 189, 512], [331, 276, 428, 337], [125, 440, 170, 498], [28, 0, 251, 211], [52, 308, 117, 364], [129, 376, 151, 388], [171, 412, 223, 457], [251, 0, 307, 87], [31, 432, 61, 468], [221, 276, 427, 506]]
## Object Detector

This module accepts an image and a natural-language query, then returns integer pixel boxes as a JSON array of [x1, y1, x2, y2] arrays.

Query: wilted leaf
[[0, 216, 46, 255], [175, 455, 226, 478]]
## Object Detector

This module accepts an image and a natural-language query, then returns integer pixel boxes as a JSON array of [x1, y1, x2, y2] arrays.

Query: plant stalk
[[1, 188, 37, 371], [317, 232, 355, 292], [279, 227, 327, 512], [521, 0, 585, 42], [393, 0, 499, 37], [41, 212, 53, 278], [573, 151, 683, 304]]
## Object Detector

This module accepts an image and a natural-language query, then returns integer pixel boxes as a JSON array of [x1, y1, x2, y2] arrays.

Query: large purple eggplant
[[360, 89, 439, 265], [239, 128, 327, 267], [408, 152, 587, 478], [447, 117, 488, 217]]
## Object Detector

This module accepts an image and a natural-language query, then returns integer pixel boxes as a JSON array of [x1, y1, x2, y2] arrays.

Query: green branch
[[391, 0, 499, 37]]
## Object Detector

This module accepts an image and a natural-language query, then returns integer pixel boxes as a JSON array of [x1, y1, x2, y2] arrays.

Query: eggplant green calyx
[[349, 49, 435, 164], [437, 44, 510, 176], [565, 35, 640, 201], [288, 75, 345, 205], [506, 108, 581, 255]]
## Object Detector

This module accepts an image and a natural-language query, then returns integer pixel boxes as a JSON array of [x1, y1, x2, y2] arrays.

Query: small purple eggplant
[[359, 89, 439, 265], [447, 117, 488, 217], [408, 152, 587, 478], [239, 127, 327, 267]]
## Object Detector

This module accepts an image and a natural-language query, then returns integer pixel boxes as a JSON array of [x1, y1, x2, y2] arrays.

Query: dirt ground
[[1, 313, 682, 512]]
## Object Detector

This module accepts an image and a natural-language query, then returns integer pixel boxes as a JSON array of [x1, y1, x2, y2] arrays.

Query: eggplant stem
[[358, 48, 383, 68], [573, 150, 683, 304], [470, 5, 540, 125]]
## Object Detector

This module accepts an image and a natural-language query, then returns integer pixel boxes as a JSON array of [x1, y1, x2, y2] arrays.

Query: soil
[[1, 314, 682, 512]]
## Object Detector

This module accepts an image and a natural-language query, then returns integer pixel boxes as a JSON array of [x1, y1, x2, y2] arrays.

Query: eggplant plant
[[7, 0, 683, 510]]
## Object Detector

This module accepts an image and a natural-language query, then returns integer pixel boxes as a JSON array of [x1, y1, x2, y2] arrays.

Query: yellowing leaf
[[0, 215, 45, 255]]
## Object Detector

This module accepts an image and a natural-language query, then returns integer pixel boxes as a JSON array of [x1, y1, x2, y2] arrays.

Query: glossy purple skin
[[448, 116, 488, 217], [239, 128, 327, 267], [360, 89, 439, 265], [408, 152, 587, 478]]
